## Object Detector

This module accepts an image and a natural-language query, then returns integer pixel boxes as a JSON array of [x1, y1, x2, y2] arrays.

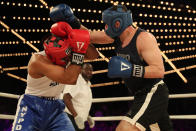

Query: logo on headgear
[[102, 5, 133, 38], [43, 35, 72, 66]]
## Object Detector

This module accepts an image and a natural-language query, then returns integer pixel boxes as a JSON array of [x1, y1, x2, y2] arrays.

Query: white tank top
[[25, 51, 64, 98]]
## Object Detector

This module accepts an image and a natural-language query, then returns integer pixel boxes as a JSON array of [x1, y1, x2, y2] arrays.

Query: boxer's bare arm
[[90, 30, 114, 44], [85, 44, 99, 60], [28, 54, 81, 85], [138, 32, 165, 78], [79, 25, 114, 44]]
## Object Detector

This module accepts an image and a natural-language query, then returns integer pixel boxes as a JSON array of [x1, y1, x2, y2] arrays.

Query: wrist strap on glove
[[132, 64, 145, 78], [71, 53, 84, 65]]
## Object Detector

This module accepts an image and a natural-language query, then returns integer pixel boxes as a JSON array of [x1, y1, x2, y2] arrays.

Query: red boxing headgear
[[43, 35, 72, 66]]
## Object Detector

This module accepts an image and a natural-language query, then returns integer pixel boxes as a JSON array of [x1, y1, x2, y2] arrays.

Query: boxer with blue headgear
[[47, 4, 173, 130], [102, 4, 173, 131], [102, 5, 133, 38]]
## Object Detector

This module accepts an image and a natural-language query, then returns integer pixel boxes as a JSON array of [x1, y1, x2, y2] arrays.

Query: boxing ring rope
[[0, 92, 20, 99], [0, 115, 15, 120], [161, 52, 187, 83], [6, 73, 27, 82], [1, 64, 195, 88], [91, 81, 122, 88], [0, 20, 39, 52], [39, 0, 49, 9], [93, 115, 196, 121], [1, 64, 195, 75], [0, 20, 39, 81], [92, 93, 196, 103], [92, 65, 196, 75], [1, 92, 196, 120], [1, 114, 196, 121], [2, 92, 196, 101]]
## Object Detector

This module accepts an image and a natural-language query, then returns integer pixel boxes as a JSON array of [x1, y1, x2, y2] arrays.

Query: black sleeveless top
[[114, 28, 161, 94]]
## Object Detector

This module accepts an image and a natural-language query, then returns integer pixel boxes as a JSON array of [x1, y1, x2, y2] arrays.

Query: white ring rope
[[0, 92, 20, 99], [0, 114, 15, 120], [1, 114, 196, 120], [1, 92, 196, 103], [93, 115, 196, 121], [93, 93, 196, 103], [1, 92, 196, 120]]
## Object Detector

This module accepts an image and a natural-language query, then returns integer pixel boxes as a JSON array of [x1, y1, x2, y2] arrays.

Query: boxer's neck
[[120, 26, 138, 48]]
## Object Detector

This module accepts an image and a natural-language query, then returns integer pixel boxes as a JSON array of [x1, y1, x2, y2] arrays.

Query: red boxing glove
[[50, 21, 72, 38], [70, 29, 90, 54], [69, 29, 90, 65]]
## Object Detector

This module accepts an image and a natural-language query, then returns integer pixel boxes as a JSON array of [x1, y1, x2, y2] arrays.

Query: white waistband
[[154, 80, 164, 87]]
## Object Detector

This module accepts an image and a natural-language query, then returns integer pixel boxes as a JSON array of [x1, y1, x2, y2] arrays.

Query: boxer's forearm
[[85, 44, 99, 60], [144, 65, 164, 78], [90, 31, 114, 44], [80, 24, 113, 44]]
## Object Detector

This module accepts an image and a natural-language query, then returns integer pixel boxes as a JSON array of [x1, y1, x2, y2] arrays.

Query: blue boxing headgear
[[102, 5, 133, 38]]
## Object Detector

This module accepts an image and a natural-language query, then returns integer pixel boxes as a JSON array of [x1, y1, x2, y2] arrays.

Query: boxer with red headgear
[[45, 21, 95, 66], [12, 21, 99, 131], [43, 22, 72, 66]]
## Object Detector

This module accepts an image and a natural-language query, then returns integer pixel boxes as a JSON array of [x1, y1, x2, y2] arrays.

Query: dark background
[[0, 0, 196, 130]]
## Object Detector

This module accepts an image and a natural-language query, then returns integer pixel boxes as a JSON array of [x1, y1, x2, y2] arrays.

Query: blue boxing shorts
[[12, 94, 74, 131]]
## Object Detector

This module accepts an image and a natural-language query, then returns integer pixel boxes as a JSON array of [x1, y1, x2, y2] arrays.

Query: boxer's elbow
[[85, 44, 100, 60], [157, 67, 165, 78], [86, 51, 99, 60], [158, 71, 164, 78], [60, 74, 78, 85], [68, 80, 77, 85], [147, 65, 165, 78], [64, 77, 77, 85]]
